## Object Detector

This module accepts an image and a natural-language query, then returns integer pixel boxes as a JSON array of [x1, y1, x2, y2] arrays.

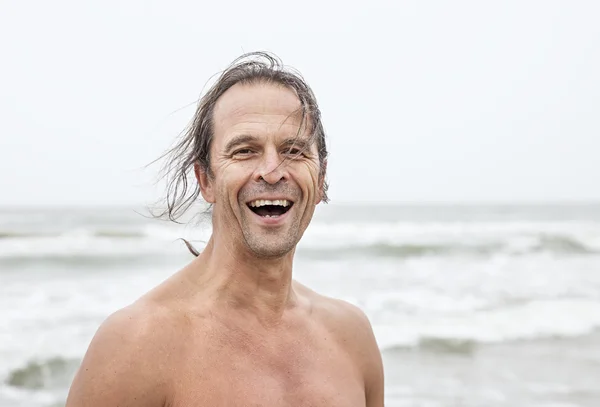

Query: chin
[[244, 236, 297, 259]]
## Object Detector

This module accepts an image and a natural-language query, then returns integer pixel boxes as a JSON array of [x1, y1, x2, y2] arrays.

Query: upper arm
[[360, 313, 385, 407], [335, 301, 385, 407], [66, 306, 168, 407]]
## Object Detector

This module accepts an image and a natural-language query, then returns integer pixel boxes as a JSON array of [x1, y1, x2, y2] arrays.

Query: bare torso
[[66, 270, 383, 407], [167, 293, 365, 406], [150, 277, 366, 407]]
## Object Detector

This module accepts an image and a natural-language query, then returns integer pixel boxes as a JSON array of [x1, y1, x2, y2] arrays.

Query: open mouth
[[247, 199, 293, 218]]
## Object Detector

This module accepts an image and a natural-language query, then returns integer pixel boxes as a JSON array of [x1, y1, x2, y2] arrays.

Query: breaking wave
[[298, 235, 597, 259], [383, 337, 479, 355], [375, 298, 600, 354], [1, 221, 599, 265], [4, 357, 80, 390]]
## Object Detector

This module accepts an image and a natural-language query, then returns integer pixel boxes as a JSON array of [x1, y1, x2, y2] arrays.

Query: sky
[[1, 0, 599, 206]]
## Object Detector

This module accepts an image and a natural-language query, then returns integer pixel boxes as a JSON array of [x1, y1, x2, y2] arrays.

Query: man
[[66, 52, 384, 407]]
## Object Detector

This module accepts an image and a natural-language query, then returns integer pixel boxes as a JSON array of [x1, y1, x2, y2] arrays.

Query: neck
[[189, 233, 297, 324]]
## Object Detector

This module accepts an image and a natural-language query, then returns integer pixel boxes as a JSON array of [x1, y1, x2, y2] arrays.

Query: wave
[[298, 242, 500, 259], [1, 221, 599, 262], [0, 225, 205, 266], [383, 337, 479, 355], [5, 357, 80, 390], [0, 253, 188, 269], [300, 220, 600, 257], [0, 229, 157, 240], [375, 298, 600, 354], [535, 234, 593, 254], [298, 235, 598, 259], [0, 231, 57, 239], [92, 230, 148, 238]]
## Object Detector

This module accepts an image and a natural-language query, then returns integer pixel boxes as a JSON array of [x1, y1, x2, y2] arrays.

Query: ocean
[[1, 203, 600, 407]]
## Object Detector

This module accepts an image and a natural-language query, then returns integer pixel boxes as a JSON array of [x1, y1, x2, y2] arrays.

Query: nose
[[255, 147, 286, 184]]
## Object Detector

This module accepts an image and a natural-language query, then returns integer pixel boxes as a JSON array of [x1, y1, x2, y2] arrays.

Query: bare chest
[[167, 326, 365, 407]]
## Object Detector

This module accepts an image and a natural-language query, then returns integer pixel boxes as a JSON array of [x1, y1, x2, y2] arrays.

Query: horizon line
[[1, 200, 600, 210]]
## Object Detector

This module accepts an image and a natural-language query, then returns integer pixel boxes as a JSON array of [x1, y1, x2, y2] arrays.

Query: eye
[[284, 147, 304, 157], [233, 148, 254, 156]]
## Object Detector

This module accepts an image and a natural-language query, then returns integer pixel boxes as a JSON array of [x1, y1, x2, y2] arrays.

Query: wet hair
[[151, 51, 329, 223]]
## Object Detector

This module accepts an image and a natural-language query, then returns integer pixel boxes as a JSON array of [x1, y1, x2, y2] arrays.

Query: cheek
[[307, 161, 321, 182], [293, 162, 321, 195], [216, 165, 254, 210], [214, 162, 247, 188]]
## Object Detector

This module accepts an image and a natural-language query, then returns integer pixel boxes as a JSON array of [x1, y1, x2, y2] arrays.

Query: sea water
[[1, 204, 600, 406]]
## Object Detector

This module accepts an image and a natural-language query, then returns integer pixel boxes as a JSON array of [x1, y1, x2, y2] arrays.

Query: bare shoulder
[[294, 281, 375, 341], [66, 299, 179, 407], [294, 281, 385, 406]]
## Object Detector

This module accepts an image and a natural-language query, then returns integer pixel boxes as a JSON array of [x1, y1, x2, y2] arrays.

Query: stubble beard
[[236, 181, 306, 258], [239, 208, 303, 259]]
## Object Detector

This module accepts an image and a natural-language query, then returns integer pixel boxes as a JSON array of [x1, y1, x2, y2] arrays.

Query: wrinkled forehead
[[212, 82, 310, 139]]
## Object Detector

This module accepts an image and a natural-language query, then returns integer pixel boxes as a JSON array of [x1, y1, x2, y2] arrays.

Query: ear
[[194, 162, 215, 203], [316, 160, 327, 204]]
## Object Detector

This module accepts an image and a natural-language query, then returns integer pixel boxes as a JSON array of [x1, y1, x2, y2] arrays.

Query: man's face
[[197, 82, 325, 258]]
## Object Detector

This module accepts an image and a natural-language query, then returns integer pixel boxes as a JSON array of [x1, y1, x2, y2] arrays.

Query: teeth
[[249, 199, 290, 208]]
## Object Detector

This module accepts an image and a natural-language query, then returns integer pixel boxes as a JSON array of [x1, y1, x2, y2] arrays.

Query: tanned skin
[[66, 83, 384, 407]]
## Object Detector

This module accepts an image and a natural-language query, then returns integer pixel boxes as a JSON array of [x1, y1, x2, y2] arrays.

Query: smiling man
[[66, 52, 384, 407]]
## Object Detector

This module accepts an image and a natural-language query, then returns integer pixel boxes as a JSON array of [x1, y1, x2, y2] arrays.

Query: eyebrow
[[281, 138, 312, 151], [224, 134, 259, 153], [224, 134, 314, 153]]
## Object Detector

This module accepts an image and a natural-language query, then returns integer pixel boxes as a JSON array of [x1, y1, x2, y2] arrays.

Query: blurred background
[[1, 1, 600, 406]]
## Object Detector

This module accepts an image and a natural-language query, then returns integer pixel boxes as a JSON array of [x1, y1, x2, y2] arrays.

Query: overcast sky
[[1, 0, 598, 206]]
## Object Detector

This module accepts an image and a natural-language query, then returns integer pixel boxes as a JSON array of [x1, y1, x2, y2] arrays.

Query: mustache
[[239, 181, 300, 201]]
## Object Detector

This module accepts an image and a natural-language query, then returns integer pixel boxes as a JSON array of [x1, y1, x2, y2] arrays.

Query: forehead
[[212, 82, 307, 142]]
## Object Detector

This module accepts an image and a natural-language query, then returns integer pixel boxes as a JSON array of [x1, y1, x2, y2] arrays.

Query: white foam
[[0, 385, 62, 407], [373, 298, 600, 350], [1, 219, 600, 259], [0, 224, 207, 259], [301, 220, 600, 251]]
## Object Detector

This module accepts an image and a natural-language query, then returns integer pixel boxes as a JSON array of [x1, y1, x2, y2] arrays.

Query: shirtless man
[[66, 52, 384, 407]]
